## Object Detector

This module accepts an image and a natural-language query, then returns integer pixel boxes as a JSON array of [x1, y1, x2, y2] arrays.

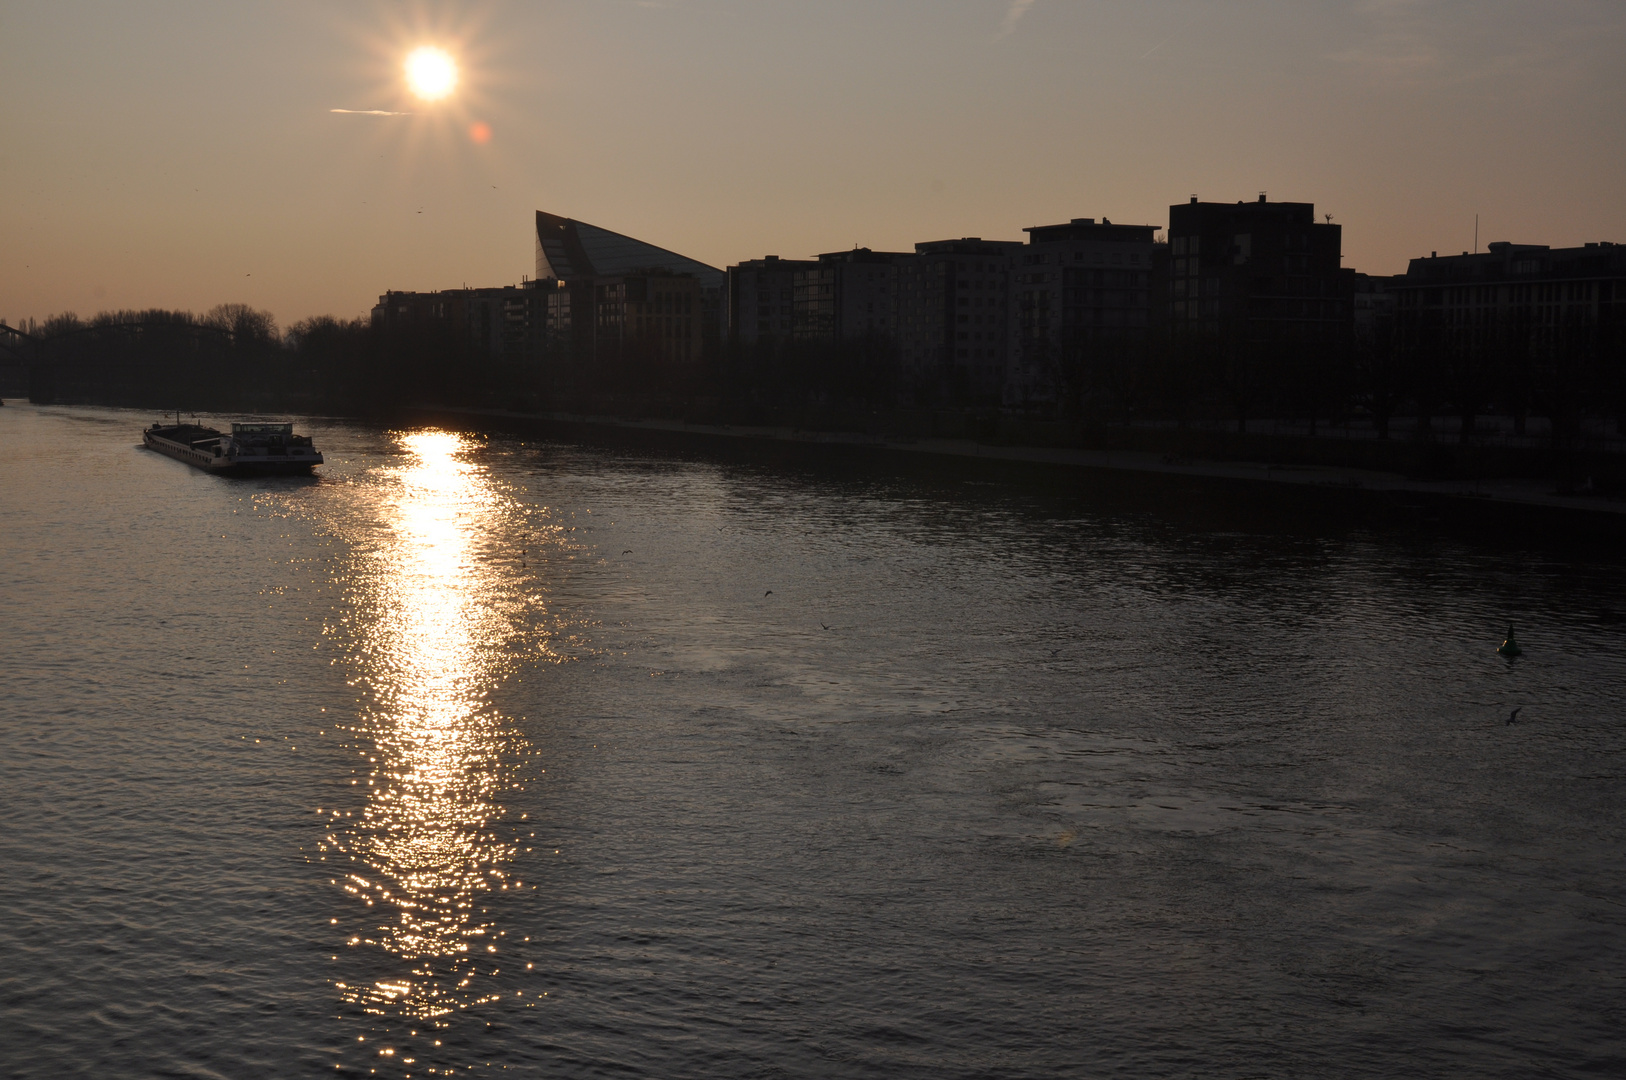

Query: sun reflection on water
[[326, 430, 548, 1020]]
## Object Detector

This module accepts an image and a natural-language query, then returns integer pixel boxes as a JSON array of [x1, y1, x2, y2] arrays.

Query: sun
[[405, 46, 457, 101]]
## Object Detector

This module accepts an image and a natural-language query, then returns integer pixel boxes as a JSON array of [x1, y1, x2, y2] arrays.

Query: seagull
[[821, 623, 830, 630], [764, 590, 773, 597], [622, 549, 632, 554], [1507, 707, 1522, 725]]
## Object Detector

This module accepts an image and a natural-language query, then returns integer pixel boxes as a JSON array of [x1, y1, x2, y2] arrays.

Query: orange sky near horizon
[[2, 0, 1623, 330]]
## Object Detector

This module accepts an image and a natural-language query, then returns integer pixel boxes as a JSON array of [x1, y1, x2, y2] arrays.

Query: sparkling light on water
[[330, 431, 535, 1020]]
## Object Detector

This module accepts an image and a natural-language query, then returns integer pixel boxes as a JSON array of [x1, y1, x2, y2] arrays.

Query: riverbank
[[416, 405, 1626, 521]]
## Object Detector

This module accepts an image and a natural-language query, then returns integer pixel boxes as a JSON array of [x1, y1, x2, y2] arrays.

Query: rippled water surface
[[3, 403, 1624, 1078]]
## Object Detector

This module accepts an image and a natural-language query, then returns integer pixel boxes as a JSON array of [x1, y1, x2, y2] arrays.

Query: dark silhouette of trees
[[17, 287, 1624, 497], [721, 334, 900, 416], [30, 308, 234, 407], [285, 315, 372, 411], [1352, 318, 1406, 438], [1491, 311, 1537, 436], [202, 303, 278, 344]]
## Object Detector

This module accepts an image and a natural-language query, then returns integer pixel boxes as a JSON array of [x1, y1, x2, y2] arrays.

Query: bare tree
[[203, 303, 279, 344]]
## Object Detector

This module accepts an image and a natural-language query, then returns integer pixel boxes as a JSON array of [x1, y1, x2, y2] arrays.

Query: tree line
[[15, 301, 1625, 454], [18, 304, 496, 416]]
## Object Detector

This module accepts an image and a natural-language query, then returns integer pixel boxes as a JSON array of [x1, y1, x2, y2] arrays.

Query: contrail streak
[[997, 0, 1036, 38], [330, 108, 413, 116]]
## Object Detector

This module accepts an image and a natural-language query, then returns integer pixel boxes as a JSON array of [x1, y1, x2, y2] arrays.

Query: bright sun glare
[[405, 47, 457, 101]]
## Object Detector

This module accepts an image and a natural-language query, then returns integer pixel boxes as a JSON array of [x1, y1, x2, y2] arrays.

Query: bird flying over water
[[1507, 707, 1522, 725], [764, 590, 773, 597]]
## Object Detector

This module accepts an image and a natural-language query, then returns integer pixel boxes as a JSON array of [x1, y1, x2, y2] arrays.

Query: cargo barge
[[143, 419, 323, 475]]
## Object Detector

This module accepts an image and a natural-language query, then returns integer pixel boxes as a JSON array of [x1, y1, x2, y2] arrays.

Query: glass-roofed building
[[535, 211, 723, 291], [533, 211, 724, 362]]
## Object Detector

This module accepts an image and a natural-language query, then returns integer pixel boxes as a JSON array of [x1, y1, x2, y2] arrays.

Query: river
[[2, 403, 1623, 1078]]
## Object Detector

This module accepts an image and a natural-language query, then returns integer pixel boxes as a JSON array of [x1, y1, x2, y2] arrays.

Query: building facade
[[370, 285, 531, 360], [587, 271, 706, 367], [791, 249, 907, 342], [1165, 196, 1349, 347], [534, 210, 725, 360], [1009, 218, 1158, 407], [896, 238, 1022, 405], [1351, 272, 1401, 342], [726, 256, 817, 344], [1391, 241, 1626, 353]]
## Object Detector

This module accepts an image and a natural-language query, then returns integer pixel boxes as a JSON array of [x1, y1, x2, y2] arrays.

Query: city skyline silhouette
[[2, 0, 1623, 328]]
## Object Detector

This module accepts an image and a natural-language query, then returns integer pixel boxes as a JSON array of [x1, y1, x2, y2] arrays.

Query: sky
[[3, 0, 1624, 329]]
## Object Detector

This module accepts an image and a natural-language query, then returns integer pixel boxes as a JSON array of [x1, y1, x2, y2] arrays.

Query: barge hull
[[142, 430, 321, 475]]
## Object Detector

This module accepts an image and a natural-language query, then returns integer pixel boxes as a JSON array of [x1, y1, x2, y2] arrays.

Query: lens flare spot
[[405, 47, 457, 101], [469, 122, 492, 144]]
